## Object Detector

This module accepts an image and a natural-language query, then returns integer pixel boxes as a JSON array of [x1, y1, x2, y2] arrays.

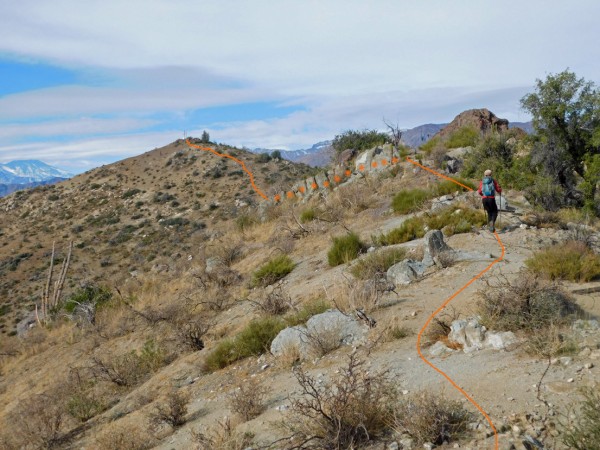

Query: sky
[[1, 1, 599, 173]]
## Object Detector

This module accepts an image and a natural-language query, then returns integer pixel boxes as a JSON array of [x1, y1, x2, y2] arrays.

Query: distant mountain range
[[0, 160, 73, 197]]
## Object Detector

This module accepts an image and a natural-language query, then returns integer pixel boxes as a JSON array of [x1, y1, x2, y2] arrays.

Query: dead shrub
[[524, 325, 579, 357], [228, 378, 267, 422], [150, 389, 190, 429], [285, 354, 397, 449], [478, 273, 580, 332], [393, 391, 472, 446], [562, 386, 600, 450], [175, 319, 210, 351], [191, 417, 254, 450], [212, 240, 245, 267], [522, 210, 564, 228], [328, 182, 375, 215], [4, 388, 70, 449], [91, 339, 167, 387], [250, 283, 294, 316], [526, 240, 600, 282], [93, 420, 155, 450]]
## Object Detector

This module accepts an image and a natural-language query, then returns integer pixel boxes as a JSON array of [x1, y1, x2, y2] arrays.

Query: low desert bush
[[204, 317, 285, 371], [4, 389, 69, 449], [434, 177, 476, 195], [286, 354, 397, 449], [94, 420, 154, 450], [91, 339, 167, 387], [393, 391, 472, 445], [191, 417, 254, 450], [425, 204, 487, 236], [375, 217, 426, 246], [446, 125, 479, 149], [284, 298, 331, 327], [150, 390, 190, 429], [251, 284, 294, 316], [252, 255, 295, 287], [562, 387, 600, 450], [526, 241, 600, 282], [478, 273, 580, 333], [299, 207, 317, 223], [392, 189, 429, 214], [350, 247, 407, 280], [327, 232, 366, 266], [228, 378, 267, 422]]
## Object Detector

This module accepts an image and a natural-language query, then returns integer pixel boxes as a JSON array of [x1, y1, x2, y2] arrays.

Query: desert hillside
[[1, 125, 600, 450]]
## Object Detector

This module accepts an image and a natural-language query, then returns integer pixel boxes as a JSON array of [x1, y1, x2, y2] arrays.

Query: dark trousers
[[482, 198, 498, 224]]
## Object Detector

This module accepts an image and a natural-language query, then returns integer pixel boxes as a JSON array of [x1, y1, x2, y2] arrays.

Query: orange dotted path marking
[[406, 156, 504, 450], [186, 139, 268, 200]]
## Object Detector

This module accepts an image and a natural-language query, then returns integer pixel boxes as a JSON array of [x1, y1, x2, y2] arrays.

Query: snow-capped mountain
[[0, 160, 73, 184]]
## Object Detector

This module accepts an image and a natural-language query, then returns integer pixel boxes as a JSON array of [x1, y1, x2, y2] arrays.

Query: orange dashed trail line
[[406, 156, 504, 450], [186, 139, 268, 200]]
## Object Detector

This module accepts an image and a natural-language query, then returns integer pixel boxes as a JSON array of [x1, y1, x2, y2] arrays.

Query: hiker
[[477, 169, 502, 232]]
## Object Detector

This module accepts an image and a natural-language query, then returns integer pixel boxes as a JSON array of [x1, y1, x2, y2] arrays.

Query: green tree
[[331, 129, 390, 155], [271, 150, 282, 160], [520, 70, 600, 185], [201, 130, 210, 143]]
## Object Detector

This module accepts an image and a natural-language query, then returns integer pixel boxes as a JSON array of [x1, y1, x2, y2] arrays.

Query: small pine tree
[[201, 131, 210, 143]]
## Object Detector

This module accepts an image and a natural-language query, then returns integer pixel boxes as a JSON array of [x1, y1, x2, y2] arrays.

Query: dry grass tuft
[[191, 417, 254, 450]]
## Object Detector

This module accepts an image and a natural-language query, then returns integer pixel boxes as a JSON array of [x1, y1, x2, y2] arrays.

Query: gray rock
[[387, 259, 425, 285], [429, 341, 454, 357], [484, 331, 518, 350], [448, 318, 486, 353], [446, 158, 461, 173], [16, 311, 40, 337], [573, 319, 600, 333], [422, 230, 451, 267], [270, 310, 368, 360]]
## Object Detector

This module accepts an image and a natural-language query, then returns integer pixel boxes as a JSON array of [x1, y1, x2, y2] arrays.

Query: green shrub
[[252, 255, 295, 287], [327, 232, 365, 266], [376, 217, 426, 246], [424, 205, 487, 236], [235, 214, 257, 231], [67, 392, 106, 422], [299, 208, 317, 223], [434, 177, 476, 196], [526, 241, 600, 282], [122, 188, 141, 199], [446, 126, 479, 149], [332, 129, 390, 155], [285, 299, 331, 326], [392, 189, 429, 214], [562, 387, 600, 449], [350, 248, 407, 280], [204, 317, 285, 371], [419, 136, 441, 154], [63, 285, 112, 314]]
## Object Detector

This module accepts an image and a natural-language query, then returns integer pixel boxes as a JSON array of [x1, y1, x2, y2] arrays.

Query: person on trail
[[477, 169, 502, 232]]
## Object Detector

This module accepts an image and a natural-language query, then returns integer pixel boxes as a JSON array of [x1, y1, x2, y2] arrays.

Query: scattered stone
[[567, 378, 574, 383], [584, 362, 594, 369], [573, 319, 600, 333], [399, 437, 414, 449], [520, 224, 528, 229], [578, 347, 592, 358], [387, 442, 399, 450], [590, 349, 600, 360], [544, 381, 576, 394], [485, 331, 519, 350], [429, 341, 455, 357]]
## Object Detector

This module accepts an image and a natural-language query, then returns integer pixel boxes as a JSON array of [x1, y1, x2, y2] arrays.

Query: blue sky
[[1, 0, 600, 173]]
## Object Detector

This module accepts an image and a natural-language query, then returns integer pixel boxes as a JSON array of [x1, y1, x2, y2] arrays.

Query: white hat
[[484, 169, 492, 176]]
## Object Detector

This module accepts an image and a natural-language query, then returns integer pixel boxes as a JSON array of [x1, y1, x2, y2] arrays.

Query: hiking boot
[[489, 222, 495, 232]]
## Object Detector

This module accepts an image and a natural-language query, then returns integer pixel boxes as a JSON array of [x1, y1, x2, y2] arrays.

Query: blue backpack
[[482, 176, 495, 196]]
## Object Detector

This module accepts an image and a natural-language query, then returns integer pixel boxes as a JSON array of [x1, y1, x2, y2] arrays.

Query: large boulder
[[446, 317, 518, 353], [422, 230, 451, 267], [387, 259, 426, 286], [270, 310, 368, 360]]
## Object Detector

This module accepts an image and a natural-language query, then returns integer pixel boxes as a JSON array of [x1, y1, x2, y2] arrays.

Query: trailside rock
[[448, 318, 486, 353], [422, 230, 451, 267], [270, 310, 369, 360], [387, 259, 425, 286]]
